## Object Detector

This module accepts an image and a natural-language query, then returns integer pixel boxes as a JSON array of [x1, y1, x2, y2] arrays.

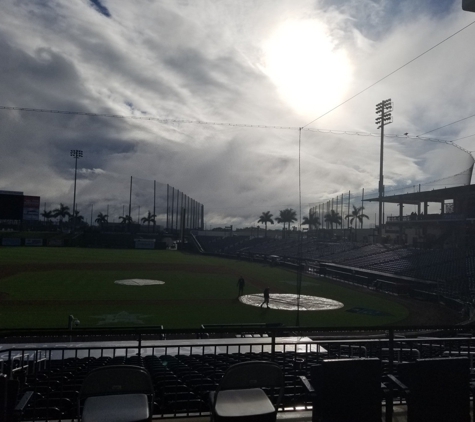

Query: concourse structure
[[365, 184, 475, 248]]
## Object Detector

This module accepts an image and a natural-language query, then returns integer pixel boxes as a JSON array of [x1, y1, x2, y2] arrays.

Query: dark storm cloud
[[0, 38, 83, 108], [89, 0, 111, 18], [164, 48, 227, 92], [0, 28, 139, 180], [50, 133, 138, 176]]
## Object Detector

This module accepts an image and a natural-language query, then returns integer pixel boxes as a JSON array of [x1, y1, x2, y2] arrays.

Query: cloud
[[0, 0, 473, 227], [89, 0, 111, 18]]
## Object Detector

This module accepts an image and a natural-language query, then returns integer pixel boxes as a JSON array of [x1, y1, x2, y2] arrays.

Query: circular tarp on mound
[[114, 279, 165, 286], [239, 293, 343, 311]]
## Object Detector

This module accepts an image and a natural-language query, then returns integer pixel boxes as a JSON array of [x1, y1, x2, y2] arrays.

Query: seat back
[[79, 365, 154, 422], [80, 365, 153, 398], [310, 358, 382, 422], [397, 357, 470, 422], [1, 374, 21, 422], [218, 361, 283, 390], [215, 361, 284, 407]]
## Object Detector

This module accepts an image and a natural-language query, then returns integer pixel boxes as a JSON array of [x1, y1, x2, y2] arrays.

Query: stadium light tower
[[375, 99, 393, 241], [70, 150, 83, 232]]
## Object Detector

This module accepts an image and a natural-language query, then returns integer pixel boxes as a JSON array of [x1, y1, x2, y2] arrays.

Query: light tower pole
[[375, 99, 393, 241], [70, 149, 83, 232]]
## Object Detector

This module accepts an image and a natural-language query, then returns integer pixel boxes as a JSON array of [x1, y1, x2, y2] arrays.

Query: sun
[[262, 19, 352, 117]]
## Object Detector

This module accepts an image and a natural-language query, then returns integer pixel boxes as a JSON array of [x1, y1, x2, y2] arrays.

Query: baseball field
[[0, 247, 410, 329]]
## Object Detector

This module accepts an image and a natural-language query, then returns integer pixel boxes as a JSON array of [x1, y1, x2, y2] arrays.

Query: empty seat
[[79, 365, 154, 422], [209, 361, 284, 422]]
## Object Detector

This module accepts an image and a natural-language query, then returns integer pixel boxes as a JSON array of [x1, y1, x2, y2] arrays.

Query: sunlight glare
[[263, 20, 352, 117]]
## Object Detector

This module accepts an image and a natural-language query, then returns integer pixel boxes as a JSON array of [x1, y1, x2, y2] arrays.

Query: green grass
[[0, 248, 409, 329]]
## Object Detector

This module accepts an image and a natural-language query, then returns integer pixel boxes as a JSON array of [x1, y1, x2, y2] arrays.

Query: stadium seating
[[4, 327, 475, 420], [199, 234, 474, 301]]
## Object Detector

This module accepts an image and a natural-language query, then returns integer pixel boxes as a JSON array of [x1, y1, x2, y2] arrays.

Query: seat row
[[4, 346, 474, 421]]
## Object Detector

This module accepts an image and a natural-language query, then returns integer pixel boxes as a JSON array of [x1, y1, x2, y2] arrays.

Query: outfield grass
[[0, 248, 409, 329]]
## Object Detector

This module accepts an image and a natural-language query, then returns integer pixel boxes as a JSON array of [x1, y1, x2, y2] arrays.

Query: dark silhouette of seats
[[301, 358, 391, 422], [388, 357, 471, 422]]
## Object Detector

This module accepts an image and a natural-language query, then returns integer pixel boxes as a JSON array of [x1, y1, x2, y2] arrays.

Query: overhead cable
[[0, 105, 471, 155], [418, 113, 475, 136], [0, 106, 301, 131]]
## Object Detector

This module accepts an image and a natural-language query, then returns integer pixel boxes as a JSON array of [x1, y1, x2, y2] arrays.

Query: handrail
[[0, 324, 470, 339]]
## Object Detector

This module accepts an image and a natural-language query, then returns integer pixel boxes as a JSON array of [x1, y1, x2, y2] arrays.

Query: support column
[[399, 203, 404, 245]]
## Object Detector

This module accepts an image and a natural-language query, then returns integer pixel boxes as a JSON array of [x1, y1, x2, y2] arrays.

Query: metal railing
[[1, 325, 474, 420]]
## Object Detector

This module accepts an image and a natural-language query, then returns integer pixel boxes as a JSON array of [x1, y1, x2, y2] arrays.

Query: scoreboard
[[0, 191, 40, 221]]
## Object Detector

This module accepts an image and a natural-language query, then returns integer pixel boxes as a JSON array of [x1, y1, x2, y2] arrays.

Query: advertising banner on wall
[[47, 239, 64, 247], [2, 238, 21, 246], [134, 239, 155, 249], [25, 238, 43, 246], [23, 196, 40, 221]]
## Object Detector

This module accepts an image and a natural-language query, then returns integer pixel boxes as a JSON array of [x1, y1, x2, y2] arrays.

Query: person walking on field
[[260, 287, 270, 308], [237, 276, 245, 297]]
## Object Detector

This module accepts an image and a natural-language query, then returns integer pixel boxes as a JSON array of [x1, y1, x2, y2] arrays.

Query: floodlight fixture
[[70, 149, 83, 158], [375, 99, 392, 130]]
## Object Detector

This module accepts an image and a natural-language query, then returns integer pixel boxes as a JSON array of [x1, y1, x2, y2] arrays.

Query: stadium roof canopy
[[364, 184, 475, 205]]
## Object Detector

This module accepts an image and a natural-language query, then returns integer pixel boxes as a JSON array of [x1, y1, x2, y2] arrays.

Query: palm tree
[[358, 207, 369, 229], [95, 212, 108, 229], [284, 208, 297, 231], [324, 210, 342, 230], [70, 210, 84, 226], [119, 215, 133, 224], [257, 211, 274, 237], [302, 214, 320, 235], [141, 211, 156, 232], [119, 214, 133, 232], [275, 215, 285, 237], [52, 203, 70, 227], [345, 205, 369, 241], [41, 210, 53, 223], [277, 208, 297, 238]]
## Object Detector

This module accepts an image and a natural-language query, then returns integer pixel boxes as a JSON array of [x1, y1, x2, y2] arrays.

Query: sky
[[1, 0, 475, 229]]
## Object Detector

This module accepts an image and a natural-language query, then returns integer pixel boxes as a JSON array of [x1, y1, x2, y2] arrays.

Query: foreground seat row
[[7, 356, 473, 421]]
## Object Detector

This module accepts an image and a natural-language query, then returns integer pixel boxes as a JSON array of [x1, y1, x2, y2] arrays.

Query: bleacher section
[[196, 235, 475, 301], [195, 235, 267, 255]]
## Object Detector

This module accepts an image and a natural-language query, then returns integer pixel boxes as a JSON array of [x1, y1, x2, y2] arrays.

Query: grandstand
[[194, 234, 473, 300]]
